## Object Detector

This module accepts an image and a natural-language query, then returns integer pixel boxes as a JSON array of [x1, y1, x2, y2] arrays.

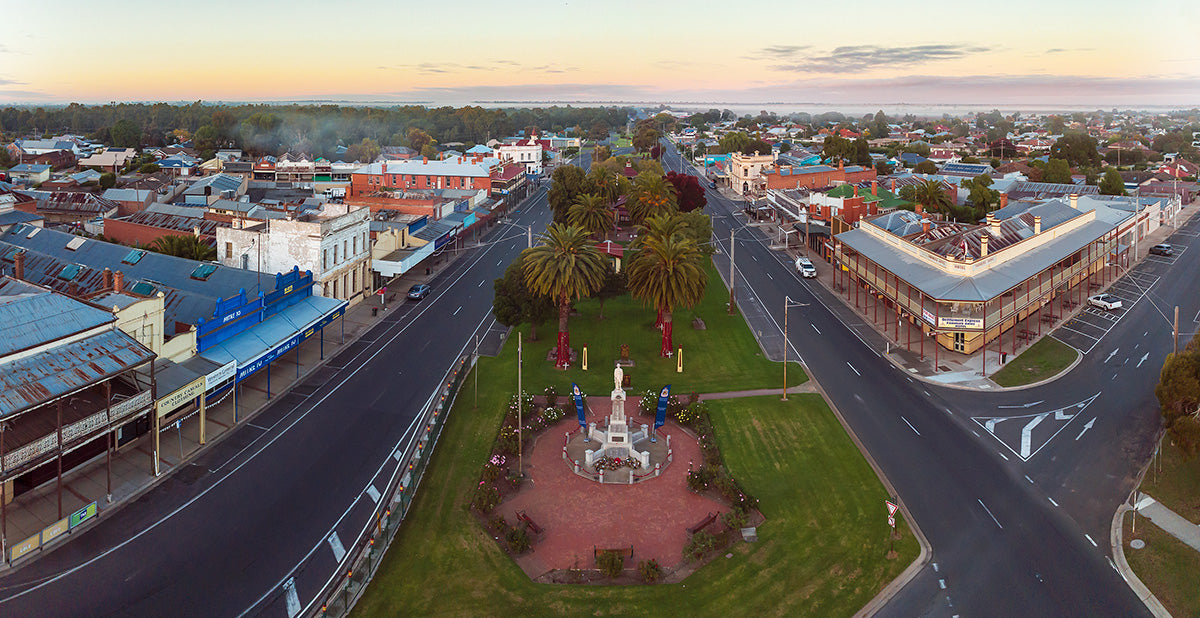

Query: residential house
[[7, 164, 52, 184]]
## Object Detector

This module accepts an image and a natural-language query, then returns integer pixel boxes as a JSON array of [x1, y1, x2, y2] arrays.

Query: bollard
[[655, 463, 661, 477], [562, 447, 567, 460], [629, 472, 634, 485], [599, 469, 605, 483], [667, 434, 672, 449], [574, 460, 580, 474]]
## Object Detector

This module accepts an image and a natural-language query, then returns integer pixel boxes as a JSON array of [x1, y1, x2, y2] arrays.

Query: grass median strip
[[991, 336, 1079, 387]]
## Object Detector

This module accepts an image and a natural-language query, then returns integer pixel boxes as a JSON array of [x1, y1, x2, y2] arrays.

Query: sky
[[1, 0, 1198, 109]]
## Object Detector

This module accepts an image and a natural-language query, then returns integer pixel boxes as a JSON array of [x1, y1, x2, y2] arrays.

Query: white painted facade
[[494, 139, 543, 175], [216, 203, 372, 305]]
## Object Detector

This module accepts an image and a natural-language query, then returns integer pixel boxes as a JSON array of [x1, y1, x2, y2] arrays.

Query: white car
[[795, 257, 817, 278], [1087, 293, 1122, 311]]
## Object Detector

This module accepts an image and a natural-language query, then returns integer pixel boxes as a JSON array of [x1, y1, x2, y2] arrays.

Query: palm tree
[[628, 172, 677, 226], [149, 234, 216, 261], [626, 233, 707, 358], [632, 214, 689, 250], [567, 193, 614, 240], [912, 179, 953, 218], [587, 166, 621, 204], [522, 224, 607, 369]]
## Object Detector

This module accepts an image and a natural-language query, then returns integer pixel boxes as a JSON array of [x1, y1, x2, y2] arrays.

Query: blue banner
[[572, 383, 586, 430], [655, 385, 671, 430]]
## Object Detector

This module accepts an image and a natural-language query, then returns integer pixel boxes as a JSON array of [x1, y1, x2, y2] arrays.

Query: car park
[[407, 284, 431, 300], [1087, 293, 1122, 310], [795, 257, 817, 278], [1149, 244, 1173, 256]]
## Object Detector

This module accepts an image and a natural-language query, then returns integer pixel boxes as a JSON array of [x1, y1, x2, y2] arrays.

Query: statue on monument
[[613, 366, 624, 393]]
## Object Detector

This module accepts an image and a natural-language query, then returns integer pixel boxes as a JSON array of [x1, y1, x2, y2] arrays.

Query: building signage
[[206, 361, 236, 388], [922, 308, 935, 325], [40, 517, 70, 545], [937, 316, 984, 330], [237, 333, 302, 381], [156, 376, 207, 417], [10, 533, 40, 562], [69, 501, 98, 529]]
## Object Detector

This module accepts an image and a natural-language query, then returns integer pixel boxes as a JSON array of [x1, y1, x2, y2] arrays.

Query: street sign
[[377, 286, 386, 296], [888, 517, 895, 527], [886, 500, 898, 527]]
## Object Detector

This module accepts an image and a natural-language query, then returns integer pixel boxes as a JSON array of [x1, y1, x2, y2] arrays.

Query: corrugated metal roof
[[0, 280, 115, 357], [0, 327, 153, 418]]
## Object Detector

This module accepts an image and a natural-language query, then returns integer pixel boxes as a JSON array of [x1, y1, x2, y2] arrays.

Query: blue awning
[[199, 295, 347, 381]]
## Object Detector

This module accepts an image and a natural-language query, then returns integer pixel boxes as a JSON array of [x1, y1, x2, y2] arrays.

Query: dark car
[[708, 180, 717, 189], [407, 284, 430, 300], [1149, 244, 1173, 256]]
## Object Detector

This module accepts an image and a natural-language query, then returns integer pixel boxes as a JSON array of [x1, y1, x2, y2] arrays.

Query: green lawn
[[1124, 514, 1200, 617], [991, 336, 1079, 387], [514, 264, 803, 396], [1136, 439, 1200, 523], [353, 354, 915, 616]]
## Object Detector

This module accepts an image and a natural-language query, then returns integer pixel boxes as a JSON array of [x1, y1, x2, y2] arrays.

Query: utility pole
[[517, 332, 524, 477], [783, 296, 789, 401], [727, 228, 736, 315], [474, 334, 479, 409], [1174, 305, 1179, 357], [527, 225, 533, 249]]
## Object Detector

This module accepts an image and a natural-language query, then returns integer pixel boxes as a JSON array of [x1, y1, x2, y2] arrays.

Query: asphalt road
[[661, 143, 1179, 616], [0, 171, 564, 616]]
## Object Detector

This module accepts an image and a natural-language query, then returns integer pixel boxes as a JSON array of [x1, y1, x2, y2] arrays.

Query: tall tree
[[1155, 339, 1200, 458], [586, 165, 621, 204], [628, 172, 677, 225], [492, 256, 554, 341], [912, 179, 953, 216], [626, 233, 708, 357], [522, 224, 607, 369], [148, 235, 216, 261], [664, 171, 707, 213], [110, 119, 141, 148], [1043, 158, 1072, 184], [1099, 168, 1126, 195], [567, 193, 615, 239], [1050, 132, 1101, 167], [592, 263, 627, 320], [547, 165, 593, 223]]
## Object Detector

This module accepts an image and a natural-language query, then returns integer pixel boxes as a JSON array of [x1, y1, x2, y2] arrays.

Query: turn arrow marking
[[1076, 418, 1096, 440], [1136, 353, 1149, 368]]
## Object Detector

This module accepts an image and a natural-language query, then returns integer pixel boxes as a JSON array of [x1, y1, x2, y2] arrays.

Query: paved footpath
[[1134, 493, 1200, 551]]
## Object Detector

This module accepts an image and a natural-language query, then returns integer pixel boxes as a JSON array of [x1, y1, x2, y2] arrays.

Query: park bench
[[516, 510, 543, 535], [688, 512, 719, 535]]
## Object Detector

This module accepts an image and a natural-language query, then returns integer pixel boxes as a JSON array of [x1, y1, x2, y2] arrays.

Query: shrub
[[686, 465, 717, 492], [638, 389, 657, 415], [472, 483, 500, 514], [638, 558, 662, 583], [684, 530, 718, 561], [542, 406, 565, 423], [505, 526, 531, 553], [597, 550, 625, 577], [544, 385, 559, 407], [488, 514, 508, 534], [722, 508, 748, 530], [497, 424, 520, 455], [688, 391, 700, 405]]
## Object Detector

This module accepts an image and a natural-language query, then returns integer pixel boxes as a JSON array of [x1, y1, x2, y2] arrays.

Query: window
[[343, 240, 348, 260], [122, 249, 147, 265], [333, 279, 339, 298], [190, 263, 217, 280], [130, 281, 157, 296], [323, 249, 328, 270], [351, 270, 356, 292], [352, 236, 357, 256], [57, 264, 82, 280], [225, 242, 233, 259], [333, 245, 338, 264]]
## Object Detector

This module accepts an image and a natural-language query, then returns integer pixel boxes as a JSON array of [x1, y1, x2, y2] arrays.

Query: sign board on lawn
[[886, 500, 898, 528]]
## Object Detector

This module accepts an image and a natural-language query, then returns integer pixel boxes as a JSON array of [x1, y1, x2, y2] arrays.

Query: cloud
[[377, 60, 576, 75], [1043, 47, 1094, 54], [769, 44, 991, 73], [0, 89, 52, 100]]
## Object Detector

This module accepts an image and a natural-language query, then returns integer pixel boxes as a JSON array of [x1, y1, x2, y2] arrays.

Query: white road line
[[847, 362, 860, 376], [496, 259, 502, 266], [1085, 534, 1097, 547], [366, 484, 381, 504], [998, 451, 1009, 461], [1025, 475, 1034, 483], [327, 532, 346, 562], [766, 272, 773, 280], [478, 279, 485, 287], [284, 578, 300, 618], [752, 254, 759, 261], [978, 499, 1003, 529], [923, 390, 931, 397], [811, 323, 821, 334], [1048, 496, 1059, 507], [972, 430, 980, 437], [453, 305, 462, 316], [901, 416, 920, 435], [1020, 414, 1048, 459]]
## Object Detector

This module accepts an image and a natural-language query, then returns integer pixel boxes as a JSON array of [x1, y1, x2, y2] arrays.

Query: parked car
[[795, 257, 817, 278], [1149, 244, 1173, 256], [407, 284, 431, 300], [1087, 293, 1123, 310]]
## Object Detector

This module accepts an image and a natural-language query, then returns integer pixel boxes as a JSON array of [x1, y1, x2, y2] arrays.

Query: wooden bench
[[1041, 314, 1059, 323], [688, 512, 719, 535], [594, 545, 634, 560], [516, 510, 543, 535]]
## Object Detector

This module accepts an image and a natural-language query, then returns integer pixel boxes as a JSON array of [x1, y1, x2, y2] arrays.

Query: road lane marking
[[328, 532, 346, 562], [1048, 496, 1059, 507], [766, 272, 773, 280], [366, 485, 381, 504], [1105, 348, 1119, 363], [938, 579, 947, 589], [1075, 418, 1096, 440], [978, 499, 1003, 529], [998, 451, 1009, 461], [453, 306, 462, 316], [478, 279, 485, 287], [1136, 353, 1149, 368], [901, 416, 920, 436], [1020, 414, 1048, 458], [1085, 534, 1097, 547], [923, 390, 931, 397], [811, 324, 820, 334], [284, 578, 300, 618], [847, 362, 860, 376], [1025, 475, 1034, 484]]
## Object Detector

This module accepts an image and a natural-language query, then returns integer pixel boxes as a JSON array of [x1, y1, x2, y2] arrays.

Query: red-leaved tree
[[665, 171, 707, 213]]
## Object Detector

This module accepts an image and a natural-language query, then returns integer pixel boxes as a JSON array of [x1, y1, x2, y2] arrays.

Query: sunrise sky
[[2, 0, 1198, 107]]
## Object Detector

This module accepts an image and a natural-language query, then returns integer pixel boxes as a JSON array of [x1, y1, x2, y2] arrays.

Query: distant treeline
[[0, 102, 632, 160]]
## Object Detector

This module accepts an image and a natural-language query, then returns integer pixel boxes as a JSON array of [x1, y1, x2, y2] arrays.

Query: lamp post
[[782, 296, 809, 401]]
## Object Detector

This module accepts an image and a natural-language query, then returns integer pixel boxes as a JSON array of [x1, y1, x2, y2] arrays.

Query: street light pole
[[727, 228, 736, 315], [517, 332, 524, 477], [783, 296, 790, 401]]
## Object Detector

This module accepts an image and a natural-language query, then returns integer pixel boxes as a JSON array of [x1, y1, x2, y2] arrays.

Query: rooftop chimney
[[422, 157, 428, 165], [838, 159, 844, 171], [114, 270, 124, 293], [13, 250, 24, 281], [891, 178, 897, 192], [988, 212, 1001, 236], [922, 219, 931, 234], [1069, 194, 1078, 210], [102, 267, 112, 289], [871, 180, 877, 196], [853, 185, 859, 198], [980, 234, 989, 258], [1034, 215, 1042, 234], [915, 202, 923, 215], [999, 193, 1008, 209]]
